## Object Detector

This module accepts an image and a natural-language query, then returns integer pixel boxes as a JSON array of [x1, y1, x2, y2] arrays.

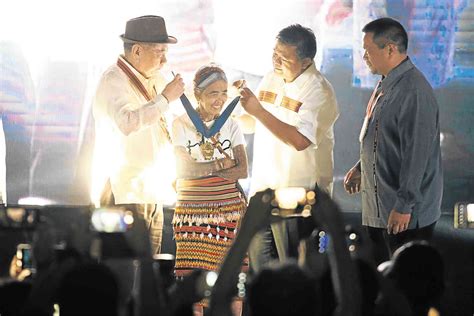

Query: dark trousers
[[365, 222, 436, 264], [248, 219, 300, 275], [99, 180, 163, 256], [122, 203, 163, 256]]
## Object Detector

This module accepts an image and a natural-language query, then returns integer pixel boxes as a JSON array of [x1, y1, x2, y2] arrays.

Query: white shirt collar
[[118, 55, 157, 91], [285, 62, 317, 90]]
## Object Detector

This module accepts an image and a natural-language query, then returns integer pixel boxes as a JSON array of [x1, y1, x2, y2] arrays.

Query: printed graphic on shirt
[[186, 132, 233, 161]]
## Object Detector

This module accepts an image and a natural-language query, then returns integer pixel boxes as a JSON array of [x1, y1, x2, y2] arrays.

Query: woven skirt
[[173, 176, 247, 277]]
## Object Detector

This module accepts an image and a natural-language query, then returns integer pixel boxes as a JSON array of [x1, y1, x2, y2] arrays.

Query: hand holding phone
[[10, 243, 35, 280]]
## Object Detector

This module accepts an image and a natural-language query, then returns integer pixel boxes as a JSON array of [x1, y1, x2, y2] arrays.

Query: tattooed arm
[[174, 144, 248, 180], [175, 146, 235, 179], [214, 144, 248, 180]]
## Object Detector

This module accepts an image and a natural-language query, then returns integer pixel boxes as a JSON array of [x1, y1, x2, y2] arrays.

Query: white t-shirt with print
[[172, 113, 245, 163]]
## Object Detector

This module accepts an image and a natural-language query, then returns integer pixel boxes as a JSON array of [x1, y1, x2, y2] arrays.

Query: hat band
[[122, 34, 174, 43]]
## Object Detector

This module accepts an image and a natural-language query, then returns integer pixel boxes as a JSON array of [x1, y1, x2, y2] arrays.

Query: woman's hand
[[218, 157, 236, 170]]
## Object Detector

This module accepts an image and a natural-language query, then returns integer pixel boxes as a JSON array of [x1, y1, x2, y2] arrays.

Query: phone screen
[[16, 244, 33, 269]]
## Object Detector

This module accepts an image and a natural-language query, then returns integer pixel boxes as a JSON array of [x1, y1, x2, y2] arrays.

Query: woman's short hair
[[193, 64, 227, 99]]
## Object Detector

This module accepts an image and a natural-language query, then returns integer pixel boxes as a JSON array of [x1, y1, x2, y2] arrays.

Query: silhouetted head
[[56, 262, 119, 315], [247, 261, 318, 316], [381, 241, 445, 314], [0, 280, 32, 316]]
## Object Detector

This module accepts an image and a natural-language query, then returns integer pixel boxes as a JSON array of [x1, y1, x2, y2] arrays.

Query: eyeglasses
[[141, 44, 168, 56]]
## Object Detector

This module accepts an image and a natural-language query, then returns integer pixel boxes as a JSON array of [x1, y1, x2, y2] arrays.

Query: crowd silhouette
[[0, 186, 447, 316]]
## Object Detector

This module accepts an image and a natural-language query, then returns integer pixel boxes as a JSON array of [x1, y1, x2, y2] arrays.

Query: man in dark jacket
[[344, 17, 443, 264]]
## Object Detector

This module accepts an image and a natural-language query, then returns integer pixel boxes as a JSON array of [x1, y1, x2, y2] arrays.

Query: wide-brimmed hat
[[120, 15, 177, 44]]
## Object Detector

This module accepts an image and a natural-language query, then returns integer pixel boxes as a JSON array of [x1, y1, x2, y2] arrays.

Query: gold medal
[[200, 141, 215, 160]]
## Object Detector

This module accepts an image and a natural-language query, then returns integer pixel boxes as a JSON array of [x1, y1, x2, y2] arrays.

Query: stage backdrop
[[0, 0, 473, 212]]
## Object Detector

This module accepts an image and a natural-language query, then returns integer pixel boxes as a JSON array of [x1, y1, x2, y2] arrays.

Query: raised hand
[[239, 87, 264, 116], [232, 79, 246, 90], [162, 74, 185, 102], [209, 189, 275, 316]]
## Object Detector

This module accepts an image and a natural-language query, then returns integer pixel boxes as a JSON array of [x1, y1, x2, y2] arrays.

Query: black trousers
[[99, 181, 163, 256], [365, 222, 436, 264]]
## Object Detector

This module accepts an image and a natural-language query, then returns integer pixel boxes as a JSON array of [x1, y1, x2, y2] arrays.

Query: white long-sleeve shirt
[[91, 56, 173, 204], [0, 116, 6, 204]]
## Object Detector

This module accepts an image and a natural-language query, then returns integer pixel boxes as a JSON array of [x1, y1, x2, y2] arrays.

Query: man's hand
[[9, 255, 32, 281], [343, 166, 361, 194], [239, 88, 264, 117], [162, 74, 185, 102], [387, 210, 411, 234]]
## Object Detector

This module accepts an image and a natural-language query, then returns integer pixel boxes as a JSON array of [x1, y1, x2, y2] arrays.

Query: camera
[[90, 207, 134, 233], [344, 226, 360, 253], [310, 226, 361, 254], [454, 202, 474, 229]]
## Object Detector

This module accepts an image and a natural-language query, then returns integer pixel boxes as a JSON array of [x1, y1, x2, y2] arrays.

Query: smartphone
[[16, 243, 34, 270], [91, 207, 134, 233]]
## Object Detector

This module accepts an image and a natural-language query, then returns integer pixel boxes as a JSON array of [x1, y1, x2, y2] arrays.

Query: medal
[[179, 94, 240, 138], [200, 141, 215, 160]]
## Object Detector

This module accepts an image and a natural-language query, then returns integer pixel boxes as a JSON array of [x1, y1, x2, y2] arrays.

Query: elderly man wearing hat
[[91, 15, 184, 255]]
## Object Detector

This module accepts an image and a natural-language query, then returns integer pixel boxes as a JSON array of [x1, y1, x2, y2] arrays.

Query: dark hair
[[0, 280, 32, 316], [385, 241, 445, 313], [124, 42, 134, 54], [276, 24, 317, 60], [362, 17, 408, 53], [57, 262, 119, 316], [247, 262, 318, 316]]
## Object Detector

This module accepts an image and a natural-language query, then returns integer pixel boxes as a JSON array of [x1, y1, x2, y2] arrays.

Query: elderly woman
[[171, 64, 248, 293]]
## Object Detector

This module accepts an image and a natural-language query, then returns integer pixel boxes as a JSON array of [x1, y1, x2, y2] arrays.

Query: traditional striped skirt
[[173, 176, 247, 277]]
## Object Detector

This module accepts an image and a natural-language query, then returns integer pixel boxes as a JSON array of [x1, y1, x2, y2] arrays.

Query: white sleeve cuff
[[297, 124, 316, 145], [154, 94, 169, 114]]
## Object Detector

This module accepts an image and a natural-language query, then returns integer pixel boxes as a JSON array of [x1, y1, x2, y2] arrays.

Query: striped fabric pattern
[[173, 176, 246, 277], [116, 58, 172, 143], [258, 90, 303, 113]]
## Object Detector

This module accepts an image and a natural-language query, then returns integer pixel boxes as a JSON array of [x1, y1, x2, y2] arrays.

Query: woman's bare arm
[[174, 144, 248, 180], [174, 146, 237, 179]]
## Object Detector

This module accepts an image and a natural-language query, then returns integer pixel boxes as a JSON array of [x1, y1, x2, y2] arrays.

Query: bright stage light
[[274, 187, 307, 210], [91, 207, 134, 233]]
